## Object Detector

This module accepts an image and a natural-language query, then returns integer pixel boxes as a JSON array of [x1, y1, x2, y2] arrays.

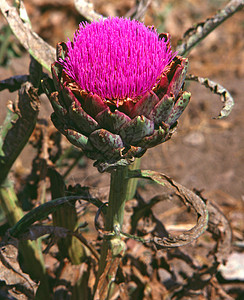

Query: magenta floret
[[60, 17, 174, 101]]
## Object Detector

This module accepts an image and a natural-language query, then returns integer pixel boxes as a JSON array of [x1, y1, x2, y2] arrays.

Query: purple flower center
[[60, 17, 174, 101]]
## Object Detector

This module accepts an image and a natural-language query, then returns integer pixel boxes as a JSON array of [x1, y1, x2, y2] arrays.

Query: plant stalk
[[126, 157, 141, 200], [94, 158, 140, 297]]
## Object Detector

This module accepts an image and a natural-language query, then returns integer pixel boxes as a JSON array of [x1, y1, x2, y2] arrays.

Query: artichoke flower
[[43, 17, 190, 169]]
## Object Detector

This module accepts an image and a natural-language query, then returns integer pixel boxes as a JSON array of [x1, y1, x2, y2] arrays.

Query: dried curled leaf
[[127, 169, 209, 248], [186, 74, 234, 119], [0, 82, 40, 184]]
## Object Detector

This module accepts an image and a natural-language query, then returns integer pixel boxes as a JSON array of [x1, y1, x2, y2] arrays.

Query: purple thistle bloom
[[60, 17, 174, 103], [44, 17, 190, 166]]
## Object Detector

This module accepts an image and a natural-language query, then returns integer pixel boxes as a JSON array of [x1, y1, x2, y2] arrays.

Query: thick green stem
[[126, 157, 141, 200], [105, 166, 130, 231], [105, 158, 141, 230], [95, 159, 140, 297]]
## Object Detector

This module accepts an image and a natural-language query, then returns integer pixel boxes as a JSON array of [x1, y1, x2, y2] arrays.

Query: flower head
[[43, 17, 191, 169], [59, 17, 174, 105]]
